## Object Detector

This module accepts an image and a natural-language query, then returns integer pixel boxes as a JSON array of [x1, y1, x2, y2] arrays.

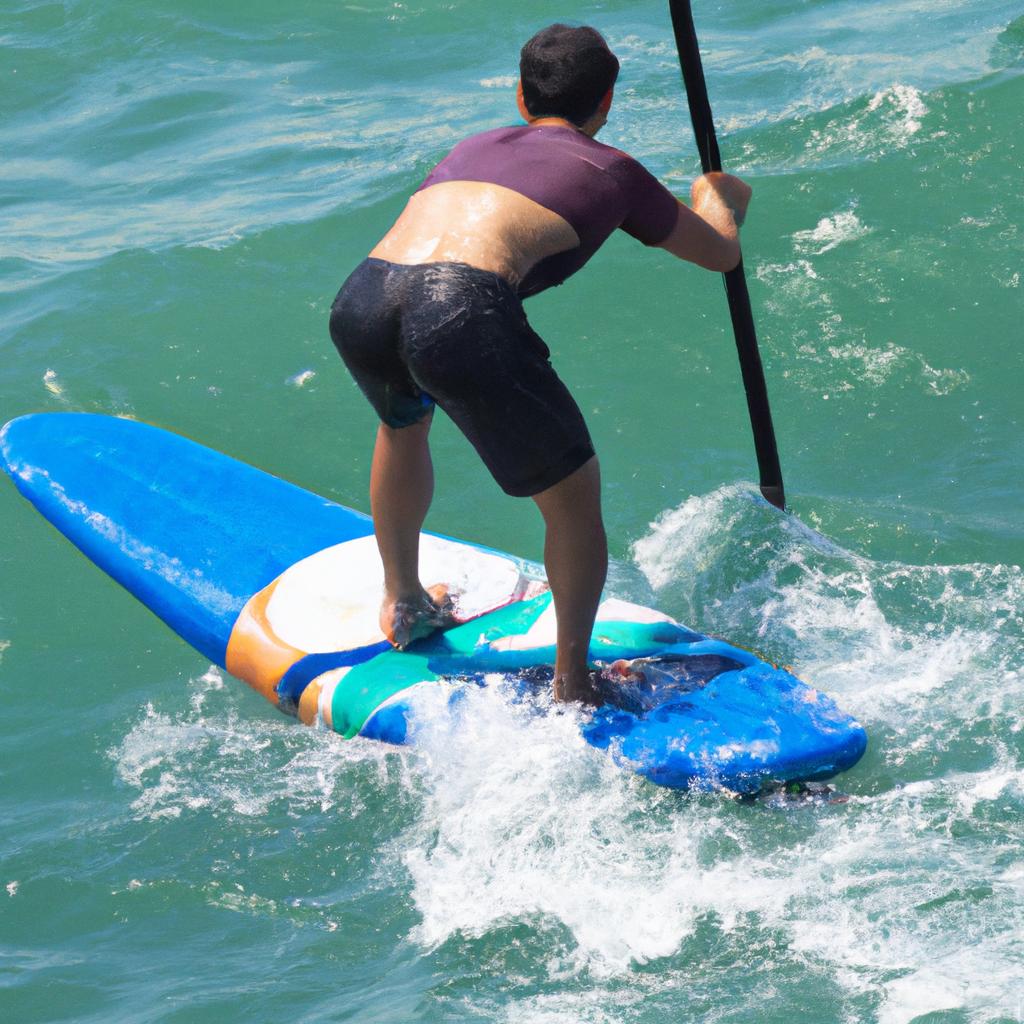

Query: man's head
[[519, 24, 619, 127]]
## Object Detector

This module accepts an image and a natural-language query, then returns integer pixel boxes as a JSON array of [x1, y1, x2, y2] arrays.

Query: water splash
[[98, 486, 1024, 1016], [792, 209, 872, 256], [110, 666, 400, 821]]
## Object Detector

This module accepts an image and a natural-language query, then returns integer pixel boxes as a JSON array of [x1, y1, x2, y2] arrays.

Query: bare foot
[[602, 659, 638, 681], [553, 670, 604, 708], [380, 584, 459, 649]]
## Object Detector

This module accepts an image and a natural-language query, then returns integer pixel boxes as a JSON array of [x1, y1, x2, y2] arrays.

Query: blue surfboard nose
[[1, 413, 373, 664]]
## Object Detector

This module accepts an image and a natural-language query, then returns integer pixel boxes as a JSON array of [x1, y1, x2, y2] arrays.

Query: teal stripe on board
[[1, 2, 1022, 1022], [332, 596, 554, 738]]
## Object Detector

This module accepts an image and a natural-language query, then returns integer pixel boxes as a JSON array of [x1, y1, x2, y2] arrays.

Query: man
[[330, 24, 751, 705]]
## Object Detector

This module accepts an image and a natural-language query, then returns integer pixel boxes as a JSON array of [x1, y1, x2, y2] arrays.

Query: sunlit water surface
[[2, 2, 1022, 1021]]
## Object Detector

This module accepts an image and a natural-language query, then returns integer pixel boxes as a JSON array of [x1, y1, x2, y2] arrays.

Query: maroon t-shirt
[[416, 124, 680, 297]]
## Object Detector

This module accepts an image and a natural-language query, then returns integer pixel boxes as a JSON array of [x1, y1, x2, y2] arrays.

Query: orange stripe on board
[[297, 678, 326, 727], [225, 577, 308, 712]]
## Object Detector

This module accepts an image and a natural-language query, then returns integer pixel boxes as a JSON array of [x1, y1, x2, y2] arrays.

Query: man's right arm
[[658, 172, 751, 273]]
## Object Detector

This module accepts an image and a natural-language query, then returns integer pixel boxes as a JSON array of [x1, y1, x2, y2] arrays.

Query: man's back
[[371, 122, 680, 296]]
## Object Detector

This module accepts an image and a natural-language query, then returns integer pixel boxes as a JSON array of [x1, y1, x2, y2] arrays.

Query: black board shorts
[[329, 258, 595, 497]]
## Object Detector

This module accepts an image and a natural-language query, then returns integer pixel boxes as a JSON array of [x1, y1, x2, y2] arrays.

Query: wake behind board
[[0, 413, 866, 792]]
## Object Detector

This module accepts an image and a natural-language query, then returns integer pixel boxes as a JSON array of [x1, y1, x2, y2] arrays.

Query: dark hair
[[519, 24, 619, 127]]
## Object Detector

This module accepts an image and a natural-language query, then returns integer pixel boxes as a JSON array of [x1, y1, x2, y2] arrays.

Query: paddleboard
[[0, 413, 866, 792]]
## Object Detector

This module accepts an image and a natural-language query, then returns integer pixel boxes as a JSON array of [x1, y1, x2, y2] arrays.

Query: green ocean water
[[2, 0, 1023, 1021]]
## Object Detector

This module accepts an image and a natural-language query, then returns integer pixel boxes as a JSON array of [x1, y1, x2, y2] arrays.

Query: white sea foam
[[104, 488, 1023, 1011], [790, 83, 935, 171], [479, 75, 516, 89], [42, 367, 68, 403], [840, 341, 969, 394], [110, 666, 398, 821], [867, 82, 928, 136], [396, 679, 708, 975], [753, 260, 830, 318], [399, 696, 1024, 1005], [383, 489, 1022, 989], [780, 330, 971, 396], [792, 210, 872, 256], [629, 485, 758, 593], [617, 486, 1024, 1010]]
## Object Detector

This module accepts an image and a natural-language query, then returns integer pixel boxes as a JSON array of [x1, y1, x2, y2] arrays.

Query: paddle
[[667, 0, 786, 511]]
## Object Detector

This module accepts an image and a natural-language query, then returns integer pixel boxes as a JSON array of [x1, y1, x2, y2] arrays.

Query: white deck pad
[[265, 534, 539, 653], [490, 596, 675, 652]]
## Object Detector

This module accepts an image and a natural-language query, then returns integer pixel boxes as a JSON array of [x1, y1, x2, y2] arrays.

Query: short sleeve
[[615, 157, 681, 246]]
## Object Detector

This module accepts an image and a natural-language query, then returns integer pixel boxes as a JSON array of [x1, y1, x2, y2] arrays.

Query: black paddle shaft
[[667, 0, 786, 511]]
